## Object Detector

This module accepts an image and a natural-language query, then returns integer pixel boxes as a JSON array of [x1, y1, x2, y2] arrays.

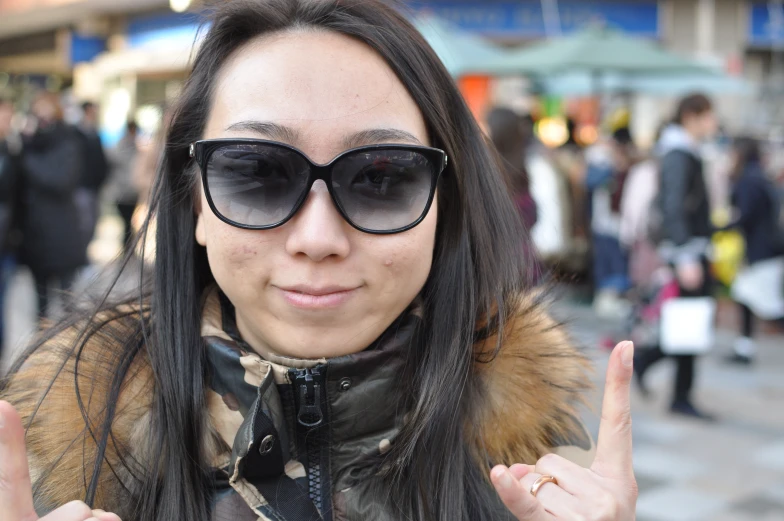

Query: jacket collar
[[200, 286, 422, 520], [200, 286, 420, 466]]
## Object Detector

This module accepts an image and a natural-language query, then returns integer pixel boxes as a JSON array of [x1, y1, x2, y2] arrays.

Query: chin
[[274, 322, 379, 359]]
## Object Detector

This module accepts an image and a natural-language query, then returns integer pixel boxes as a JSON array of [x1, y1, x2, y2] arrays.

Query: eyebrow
[[224, 120, 424, 149], [341, 128, 423, 149], [225, 120, 300, 143]]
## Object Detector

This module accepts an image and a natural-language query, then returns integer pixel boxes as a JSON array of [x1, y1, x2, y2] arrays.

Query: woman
[[486, 107, 541, 283], [18, 92, 86, 318], [0, 2, 637, 521], [725, 137, 784, 364], [585, 128, 635, 319]]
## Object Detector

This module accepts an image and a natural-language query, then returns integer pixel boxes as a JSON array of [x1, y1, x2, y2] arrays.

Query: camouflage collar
[[199, 286, 421, 520]]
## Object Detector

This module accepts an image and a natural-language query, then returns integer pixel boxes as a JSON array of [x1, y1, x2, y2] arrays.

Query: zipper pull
[[294, 367, 324, 428]]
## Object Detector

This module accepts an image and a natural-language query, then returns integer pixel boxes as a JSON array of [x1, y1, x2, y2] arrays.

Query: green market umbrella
[[490, 25, 718, 78], [413, 14, 515, 77]]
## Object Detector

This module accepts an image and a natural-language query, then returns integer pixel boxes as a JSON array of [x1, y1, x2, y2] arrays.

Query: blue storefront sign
[[126, 11, 205, 49], [70, 34, 106, 65], [749, 2, 784, 46], [407, 0, 659, 38]]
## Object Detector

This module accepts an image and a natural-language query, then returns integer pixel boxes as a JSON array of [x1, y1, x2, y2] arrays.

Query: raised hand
[[490, 341, 638, 520], [0, 401, 122, 521]]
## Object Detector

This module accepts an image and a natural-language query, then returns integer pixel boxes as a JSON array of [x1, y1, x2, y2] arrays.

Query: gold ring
[[530, 475, 558, 497]]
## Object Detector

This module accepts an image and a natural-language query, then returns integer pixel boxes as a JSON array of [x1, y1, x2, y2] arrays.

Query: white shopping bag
[[731, 257, 784, 320], [660, 297, 716, 355]]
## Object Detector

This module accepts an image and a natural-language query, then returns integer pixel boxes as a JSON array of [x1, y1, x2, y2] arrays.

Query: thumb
[[0, 401, 37, 521], [491, 465, 550, 521]]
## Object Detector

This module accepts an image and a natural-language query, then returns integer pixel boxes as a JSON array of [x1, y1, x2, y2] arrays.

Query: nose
[[285, 180, 351, 262]]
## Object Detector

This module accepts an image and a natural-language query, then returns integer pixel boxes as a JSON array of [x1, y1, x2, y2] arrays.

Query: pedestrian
[[586, 127, 635, 318], [634, 93, 718, 420], [0, 98, 22, 360], [724, 137, 784, 364], [0, 2, 639, 521], [106, 121, 140, 256], [486, 106, 541, 284], [619, 124, 668, 291], [552, 117, 587, 243], [130, 106, 174, 264], [75, 101, 109, 251], [18, 92, 86, 319]]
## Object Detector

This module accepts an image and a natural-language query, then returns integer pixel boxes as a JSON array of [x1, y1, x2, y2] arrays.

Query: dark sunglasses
[[189, 138, 447, 234]]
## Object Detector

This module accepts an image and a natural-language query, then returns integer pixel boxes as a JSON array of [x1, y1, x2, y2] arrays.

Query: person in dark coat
[[0, 98, 22, 359], [19, 92, 86, 319], [634, 93, 718, 420], [75, 101, 109, 251], [724, 137, 784, 364]]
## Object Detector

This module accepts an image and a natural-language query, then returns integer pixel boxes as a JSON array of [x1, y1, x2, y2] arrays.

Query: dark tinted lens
[[331, 149, 435, 231], [205, 143, 310, 227]]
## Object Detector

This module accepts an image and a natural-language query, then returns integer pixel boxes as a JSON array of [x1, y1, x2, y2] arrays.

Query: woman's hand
[[0, 401, 122, 521], [491, 341, 638, 521]]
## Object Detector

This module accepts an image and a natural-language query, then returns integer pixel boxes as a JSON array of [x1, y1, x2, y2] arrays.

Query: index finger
[[0, 400, 37, 521], [592, 341, 634, 477]]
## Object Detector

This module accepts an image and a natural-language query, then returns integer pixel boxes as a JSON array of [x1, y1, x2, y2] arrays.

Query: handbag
[[660, 297, 716, 355], [731, 256, 784, 320]]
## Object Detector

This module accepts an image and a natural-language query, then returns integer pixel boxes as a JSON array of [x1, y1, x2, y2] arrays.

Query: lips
[[276, 285, 360, 309], [280, 285, 358, 296]]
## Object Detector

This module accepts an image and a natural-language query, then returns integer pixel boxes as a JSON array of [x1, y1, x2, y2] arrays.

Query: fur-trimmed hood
[[1, 288, 593, 520]]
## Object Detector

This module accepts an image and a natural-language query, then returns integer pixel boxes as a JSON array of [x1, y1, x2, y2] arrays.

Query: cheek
[[198, 205, 276, 277], [380, 240, 430, 275], [373, 211, 436, 293]]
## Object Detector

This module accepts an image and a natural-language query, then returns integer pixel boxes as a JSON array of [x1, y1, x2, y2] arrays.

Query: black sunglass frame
[[189, 138, 448, 234]]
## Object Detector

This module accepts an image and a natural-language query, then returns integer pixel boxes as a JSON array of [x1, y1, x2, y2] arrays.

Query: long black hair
[[730, 136, 763, 181], [4, 1, 529, 520]]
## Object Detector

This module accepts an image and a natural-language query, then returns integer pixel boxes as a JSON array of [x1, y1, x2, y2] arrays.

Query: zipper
[[295, 367, 324, 428], [292, 366, 329, 518]]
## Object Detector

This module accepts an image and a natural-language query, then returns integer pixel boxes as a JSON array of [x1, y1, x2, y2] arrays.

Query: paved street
[[2, 262, 783, 520], [551, 296, 784, 521]]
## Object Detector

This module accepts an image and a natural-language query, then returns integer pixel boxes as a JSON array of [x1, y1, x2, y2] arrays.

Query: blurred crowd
[[486, 92, 784, 420], [0, 92, 159, 361], [3, 89, 784, 417]]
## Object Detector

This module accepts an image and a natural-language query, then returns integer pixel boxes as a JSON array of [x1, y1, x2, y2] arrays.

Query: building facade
[[2, 0, 784, 139]]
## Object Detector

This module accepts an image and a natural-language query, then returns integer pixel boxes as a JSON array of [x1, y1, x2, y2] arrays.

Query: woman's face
[[196, 30, 437, 359]]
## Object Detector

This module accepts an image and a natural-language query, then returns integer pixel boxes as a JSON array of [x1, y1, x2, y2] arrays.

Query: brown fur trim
[[0, 307, 153, 514], [470, 294, 594, 466]]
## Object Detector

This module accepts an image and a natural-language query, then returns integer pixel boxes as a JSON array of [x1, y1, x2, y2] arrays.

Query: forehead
[[204, 29, 429, 153]]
